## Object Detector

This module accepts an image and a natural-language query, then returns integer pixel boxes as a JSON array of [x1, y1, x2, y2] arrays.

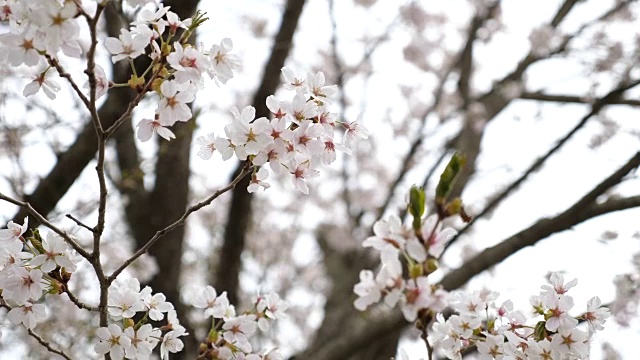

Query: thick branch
[[456, 1, 502, 106], [448, 78, 640, 247], [442, 151, 640, 291]]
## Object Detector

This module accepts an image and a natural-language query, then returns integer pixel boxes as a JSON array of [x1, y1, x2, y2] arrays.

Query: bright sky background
[[1, 0, 640, 359]]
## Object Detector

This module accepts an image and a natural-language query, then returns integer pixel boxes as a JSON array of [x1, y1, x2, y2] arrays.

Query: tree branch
[[441, 151, 640, 291], [519, 91, 640, 106], [447, 78, 640, 249], [0, 192, 91, 259], [109, 166, 251, 283], [27, 328, 73, 360]]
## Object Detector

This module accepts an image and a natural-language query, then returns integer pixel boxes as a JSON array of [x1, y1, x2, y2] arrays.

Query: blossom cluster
[[1, 0, 368, 195], [430, 273, 610, 360], [354, 196, 611, 359], [0, 217, 79, 330], [94, 277, 188, 360], [0, 0, 82, 98], [104, 5, 242, 142], [191, 286, 288, 360], [195, 67, 369, 194], [353, 214, 456, 321]]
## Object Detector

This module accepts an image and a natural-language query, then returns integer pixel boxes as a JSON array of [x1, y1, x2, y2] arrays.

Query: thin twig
[[46, 55, 91, 111], [103, 59, 164, 137], [0, 192, 91, 259], [62, 287, 99, 312], [84, 3, 106, 133], [107, 166, 252, 283], [27, 328, 73, 360], [65, 214, 96, 234]]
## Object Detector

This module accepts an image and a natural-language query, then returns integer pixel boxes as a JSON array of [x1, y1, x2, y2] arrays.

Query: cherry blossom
[[291, 121, 323, 156], [156, 80, 196, 125], [421, 214, 457, 258], [137, 118, 176, 142], [7, 301, 47, 329], [281, 67, 307, 93], [95, 324, 132, 360], [353, 270, 382, 311], [124, 323, 161, 359], [2, 267, 45, 303], [196, 133, 217, 160], [108, 282, 145, 320], [222, 314, 258, 353], [288, 157, 320, 194], [192, 286, 235, 319], [306, 71, 337, 102], [2, 31, 41, 66], [140, 287, 174, 321], [29, 232, 76, 273], [551, 328, 589, 357], [362, 215, 406, 251], [544, 294, 578, 332], [167, 42, 210, 86], [401, 276, 438, 321], [84, 64, 110, 99], [256, 291, 288, 331], [288, 93, 318, 123], [209, 38, 241, 84], [583, 296, 610, 332], [225, 106, 272, 159], [341, 121, 369, 148], [160, 326, 187, 360], [248, 167, 271, 193], [30, 0, 81, 57], [23, 65, 61, 100], [104, 28, 149, 62], [0, 216, 27, 249]]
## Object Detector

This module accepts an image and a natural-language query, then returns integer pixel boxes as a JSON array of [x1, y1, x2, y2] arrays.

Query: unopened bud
[[123, 318, 135, 329], [435, 152, 466, 206], [409, 262, 423, 279], [424, 258, 439, 274], [444, 198, 462, 217]]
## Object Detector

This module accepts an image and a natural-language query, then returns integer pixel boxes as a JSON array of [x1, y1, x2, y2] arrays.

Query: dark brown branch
[[456, 1, 502, 107], [550, 0, 580, 28], [27, 328, 73, 360], [62, 287, 99, 312], [65, 213, 95, 234], [0, 192, 91, 259], [215, 0, 307, 306], [519, 91, 640, 106], [446, 78, 640, 249], [441, 151, 640, 291], [447, 0, 635, 208]]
